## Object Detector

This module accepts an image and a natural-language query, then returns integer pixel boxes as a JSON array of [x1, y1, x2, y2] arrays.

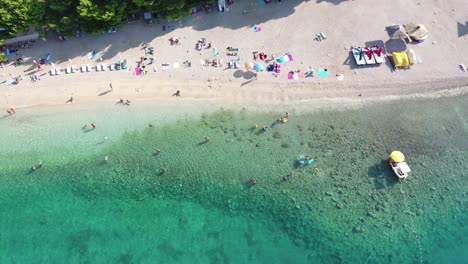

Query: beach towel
[[317, 69, 329, 77], [213, 48, 218, 57], [293, 73, 299, 80], [288, 71, 294, 79], [287, 54, 294, 61], [253, 26, 262, 32]]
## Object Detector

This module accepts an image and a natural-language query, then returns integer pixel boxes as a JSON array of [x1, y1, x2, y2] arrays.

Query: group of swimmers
[[30, 160, 43, 171], [118, 99, 131, 105], [254, 112, 289, 131]]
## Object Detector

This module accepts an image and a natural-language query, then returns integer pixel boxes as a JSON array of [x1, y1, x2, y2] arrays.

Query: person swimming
[[262, 125, 269, 131]]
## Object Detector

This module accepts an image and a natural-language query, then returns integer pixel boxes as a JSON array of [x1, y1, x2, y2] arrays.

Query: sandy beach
[[1, 0, 468, 110]]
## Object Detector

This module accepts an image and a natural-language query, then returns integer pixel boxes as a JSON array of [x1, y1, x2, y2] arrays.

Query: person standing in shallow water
[[204, 136, 210, 143]]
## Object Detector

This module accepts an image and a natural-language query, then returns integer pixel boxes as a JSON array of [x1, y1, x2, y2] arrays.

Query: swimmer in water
[[31, 165, 36, 171], [104, 156, 108, 161], [104, 136, 108, 141], [156, 148, 161, 154], [160, 167, 168, 173], [204, 136, 210, 143], [262, 125, 269, 131], [38, 160, 42, 167], [250, 178, 257, 184]]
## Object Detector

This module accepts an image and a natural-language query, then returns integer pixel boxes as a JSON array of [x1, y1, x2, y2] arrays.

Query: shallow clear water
[[0, 96, 467, 263]]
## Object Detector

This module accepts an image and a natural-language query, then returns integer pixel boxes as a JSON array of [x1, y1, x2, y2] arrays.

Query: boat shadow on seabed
[[368, 160, 400, 190]]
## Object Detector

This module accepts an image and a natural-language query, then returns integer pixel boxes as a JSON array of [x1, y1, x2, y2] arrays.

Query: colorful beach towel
[[135, 67, 141, 76], [317, 69, 329, 76], [253, 26, 262, 32], [288, 71, 294, 80]]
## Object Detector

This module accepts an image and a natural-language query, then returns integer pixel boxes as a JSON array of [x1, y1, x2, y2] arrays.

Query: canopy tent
[[144, 12, 152, 20], [390, 151, 405, 163], [386, 25, 409, 40], [392, 52, 410, 67], [404, 23, 429, 42]]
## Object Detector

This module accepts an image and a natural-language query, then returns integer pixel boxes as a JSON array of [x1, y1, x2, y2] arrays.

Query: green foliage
[[0, 0, 45, 42], [0, 0, 213, 41]]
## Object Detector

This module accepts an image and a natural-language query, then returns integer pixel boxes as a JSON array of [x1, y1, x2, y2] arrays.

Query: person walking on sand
[[109, 83, 113, 91], [66, 97, 74, 103], [172, 90, 181, 97], [91, 123, 96, 129]]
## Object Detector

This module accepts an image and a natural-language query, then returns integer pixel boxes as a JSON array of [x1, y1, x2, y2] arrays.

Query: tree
[[0, 0, 45, 42], [76, 0, 128, 33]]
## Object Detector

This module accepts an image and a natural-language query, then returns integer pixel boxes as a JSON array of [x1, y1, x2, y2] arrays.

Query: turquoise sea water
[[0, 96, 467, 263]]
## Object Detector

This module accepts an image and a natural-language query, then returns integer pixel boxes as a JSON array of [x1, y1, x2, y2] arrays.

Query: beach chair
[[56, 68, 62, 75], [275, 63, 281, 73], [362, 47, 376, 65], [86, 65, 92, 72], [110, 64, 115, 71], [371, 46, 385, 64], [235, 60, 240, 69], [101, 64, 107, 71], [351, 46, 366, 66], [96, 64, 101, 71], [71, 65, 78, 73], [229, 59, 234, 69], [66, 66, 72, 74], [50, 69, 56, 76]]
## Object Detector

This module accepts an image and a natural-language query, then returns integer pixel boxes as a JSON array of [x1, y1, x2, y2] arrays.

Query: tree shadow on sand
[[28, 0, 351, 66]]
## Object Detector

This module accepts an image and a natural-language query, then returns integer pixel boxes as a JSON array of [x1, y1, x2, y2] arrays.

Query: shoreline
[[1, 0, 466, 111], [2, 75, 467, 111]]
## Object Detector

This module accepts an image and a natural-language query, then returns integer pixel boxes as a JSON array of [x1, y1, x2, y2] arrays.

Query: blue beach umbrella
[[254, 62, 264, 72]]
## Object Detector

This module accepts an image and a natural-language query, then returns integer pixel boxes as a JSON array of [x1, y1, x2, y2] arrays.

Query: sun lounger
[[362, 47, 376, 64], [56, 68, 62, 75], [66, 66, 72, 74], [229, 59, 234, 69], [110, 64, 115, 71], [50, 69, 56, 76], [275, 63, 281, 73], [96, 64, 101, 71], [351, 46, 366, 66], [101, 64, 107, 71], [86, 65, 92, 72], [371, 46, 385, 64], [81, 65, 87, 72], [227, 47, 239, 52], [71, 65, 78, 73], [288, 71, 294, 79]]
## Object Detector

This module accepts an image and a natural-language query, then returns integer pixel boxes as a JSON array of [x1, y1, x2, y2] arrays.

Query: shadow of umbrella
[[458, 21, 468, 37], [233, 70, 244, 78], [243, 71, 255, 80]]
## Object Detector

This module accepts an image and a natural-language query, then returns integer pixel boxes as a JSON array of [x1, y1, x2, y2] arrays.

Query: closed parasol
[[390, 151, 405, 163]]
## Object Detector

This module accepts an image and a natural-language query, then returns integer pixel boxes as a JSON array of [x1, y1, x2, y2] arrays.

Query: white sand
[[1, 0, 467, 111]]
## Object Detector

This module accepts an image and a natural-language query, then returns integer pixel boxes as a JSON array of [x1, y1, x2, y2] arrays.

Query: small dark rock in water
[[281, 143, 290, 148]]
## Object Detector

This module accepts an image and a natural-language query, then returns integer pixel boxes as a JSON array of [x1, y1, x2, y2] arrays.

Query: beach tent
[[386, 25, 409, 40], [392, 52, 410, 67], [404, 23, 429, 43]]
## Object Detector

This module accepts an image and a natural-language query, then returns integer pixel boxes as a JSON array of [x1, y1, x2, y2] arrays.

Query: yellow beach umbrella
[[390, 151, 405, 162]]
